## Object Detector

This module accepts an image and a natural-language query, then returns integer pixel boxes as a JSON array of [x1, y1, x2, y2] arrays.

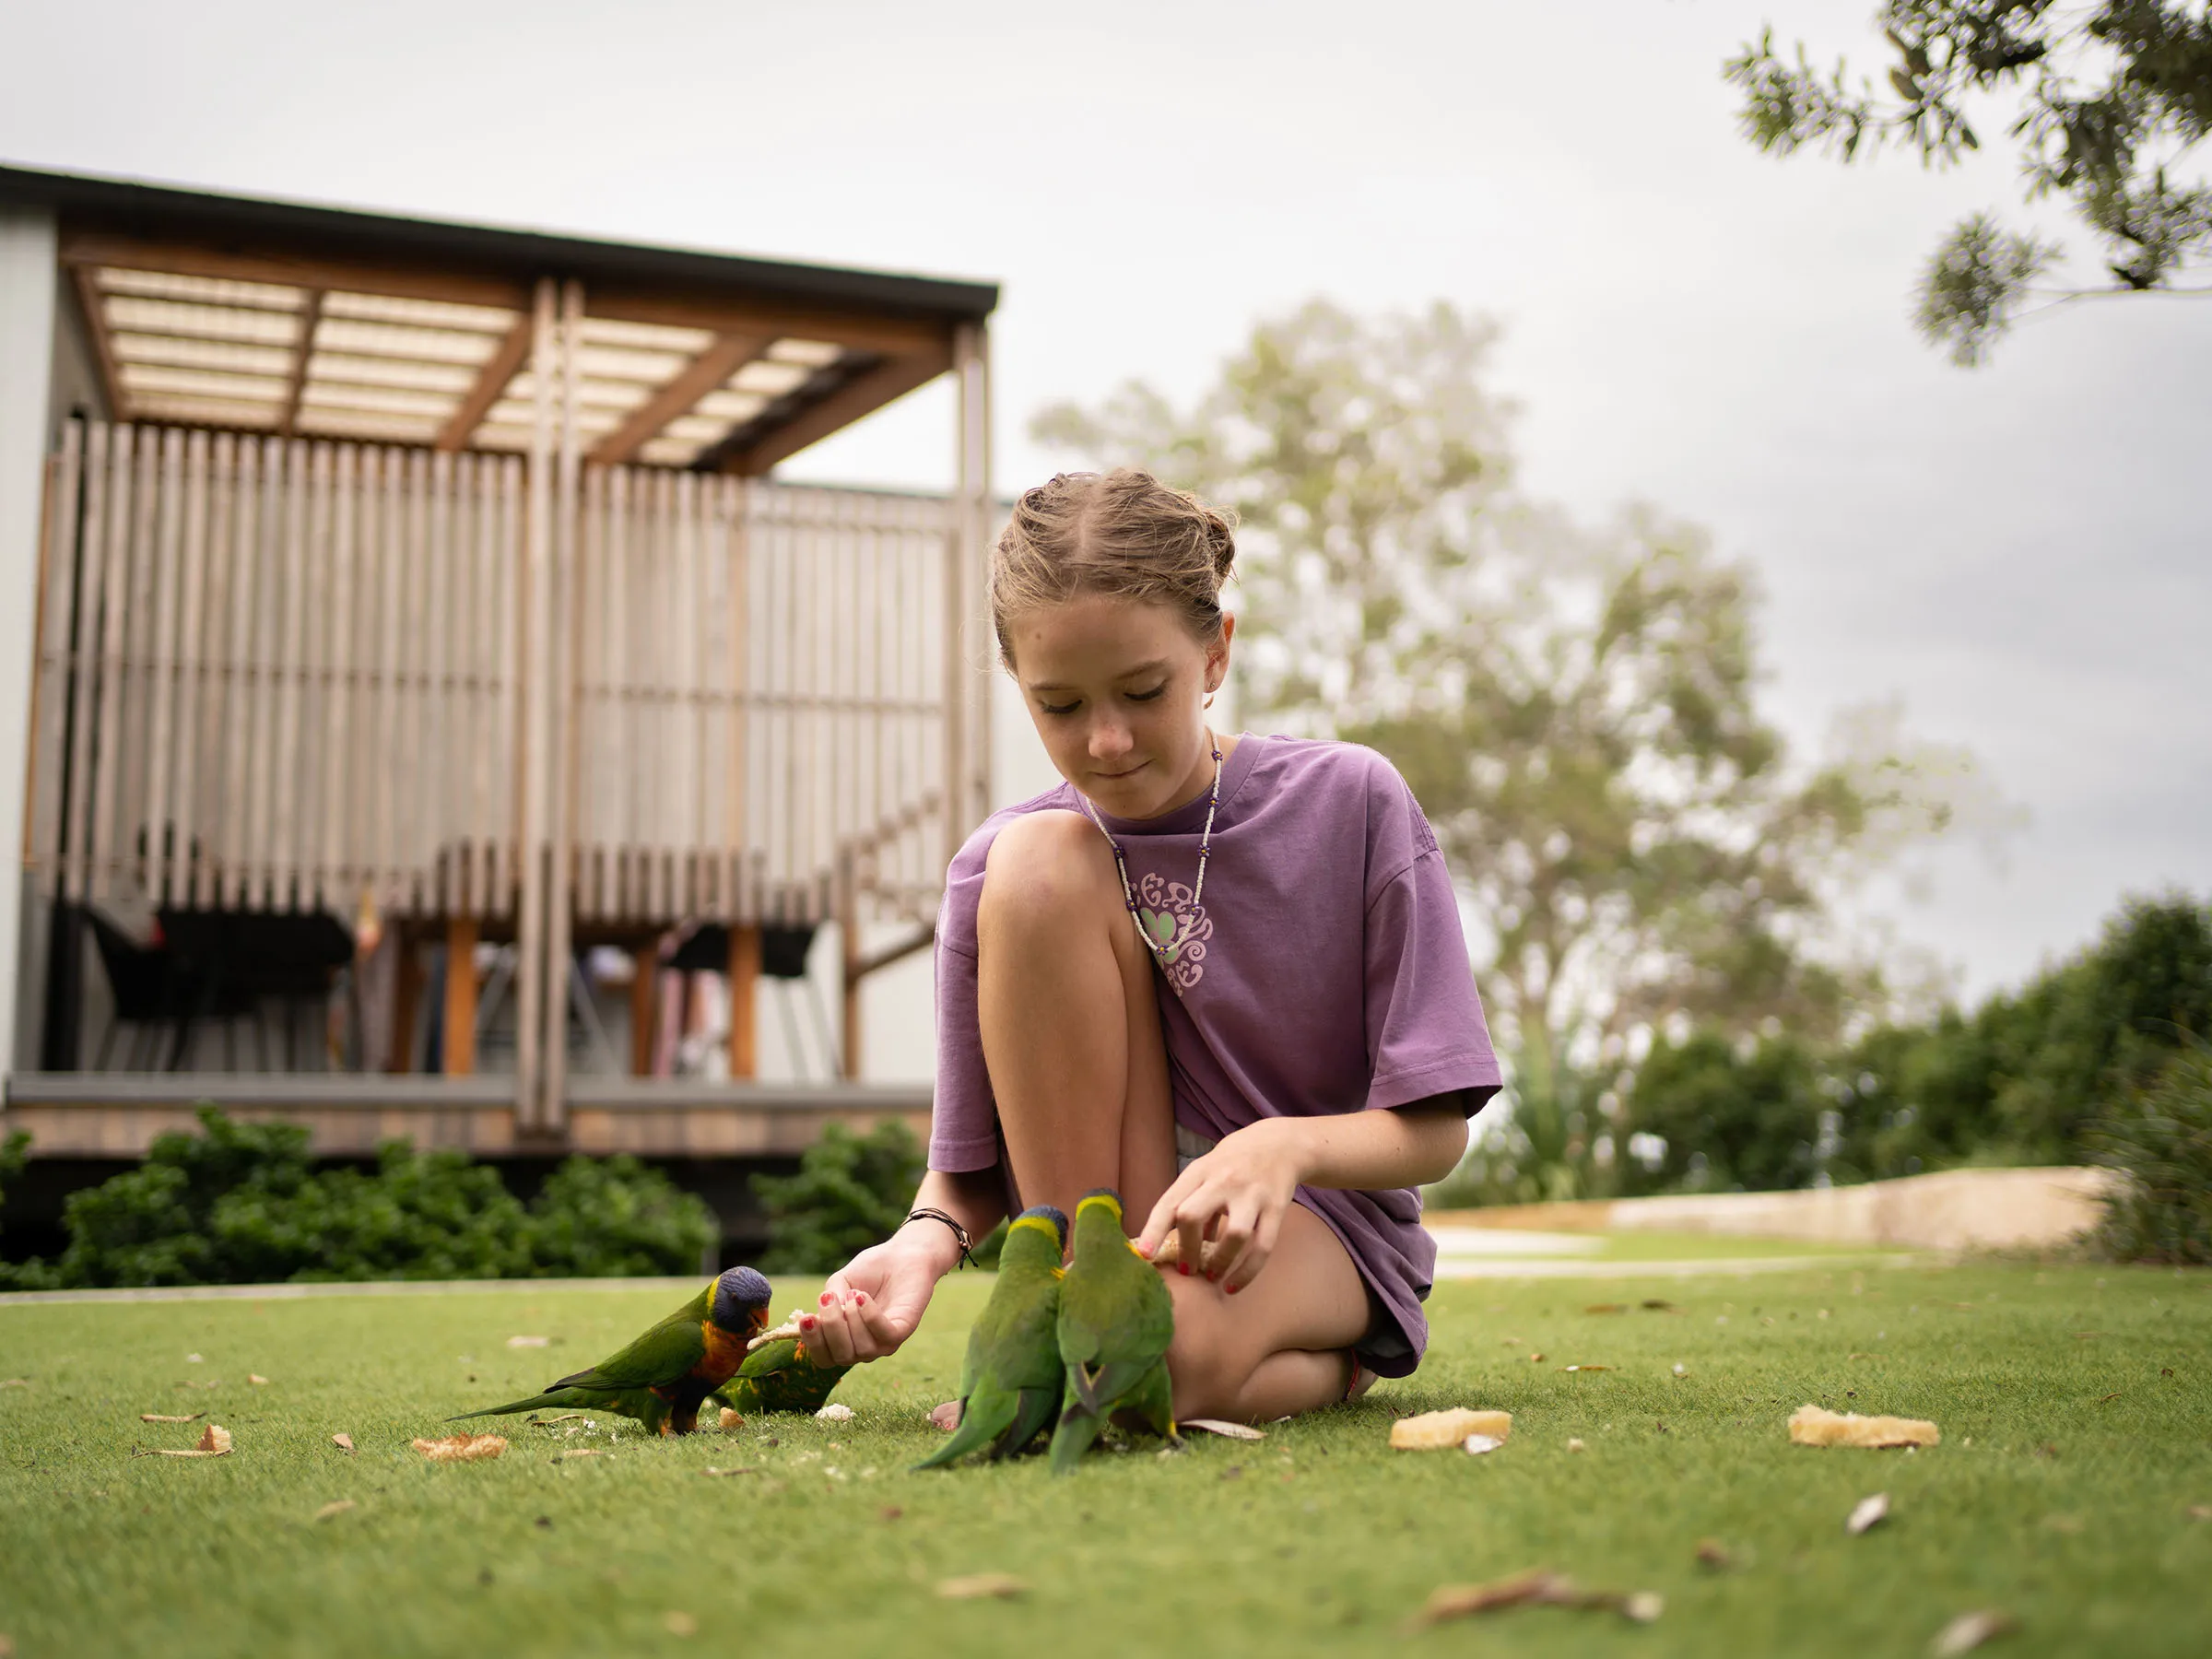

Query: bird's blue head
[[711, 1265, 773, 1335], [1014, 1204, 1070, 1256]]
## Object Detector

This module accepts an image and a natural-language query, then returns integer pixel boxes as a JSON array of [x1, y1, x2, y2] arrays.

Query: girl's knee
[[980, 811, 1117, 928]]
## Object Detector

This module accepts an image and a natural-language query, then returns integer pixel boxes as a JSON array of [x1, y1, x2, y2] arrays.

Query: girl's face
[[1006, 594, 1233, 820]]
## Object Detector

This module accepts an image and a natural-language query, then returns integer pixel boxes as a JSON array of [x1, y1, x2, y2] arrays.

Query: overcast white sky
[[7, 0, 2206, 1006]]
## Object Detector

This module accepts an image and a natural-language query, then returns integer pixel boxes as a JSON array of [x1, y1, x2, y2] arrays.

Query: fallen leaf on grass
[[936, 1573, 1027, 1600], [1585, 1303, 1626, 1315], [1391, 1408, 1512, 1449], [700, 1465, 759, 1477], [1641, 1300, 1679, 1312], [1790, 1404, 1939, 1449], [331, 1433, 354, 1454], [1529, 1352, 1546, 1363], [146, 1423, 232, 1458], [928, 1400, 961, 1433], [1, 1378, 31, 1387], [880, 1505, 903, 1521], [248, 1374, 269, 1386], [1408, 1568, 1660, 1630], [313, 1500, 355, 1522], [717, 1408, 745, 1430], [816, 1403, 854, 1422], [1846, 1493, 1890, 1535], [506, 1335, 550, 1348], [1563, 1365, 1610, 1373], [1931, 1609, 2018, 1655], [1182, 1418, 1265, 1441], [140, 1412, 206, 1423], [1567, 1438, 1586, 1453], [663, 1611, 697, 1637], [2098, 1393, 2124, 1403], [1695, 1538, 1732, 1570], [1463, 1435, 1505, 1456], [411, 1433, 507, 1463], [2186, 1504, 2210, 1522]]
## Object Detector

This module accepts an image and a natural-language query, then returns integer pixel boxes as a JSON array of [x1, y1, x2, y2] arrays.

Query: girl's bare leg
[[1162, 1203, 1370, 1421], [977, 810, 1176, 1228], [978, 809, 1372, 1424]]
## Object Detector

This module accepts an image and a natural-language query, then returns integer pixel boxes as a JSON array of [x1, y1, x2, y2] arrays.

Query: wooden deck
[[1, 1073, 932, 1159]]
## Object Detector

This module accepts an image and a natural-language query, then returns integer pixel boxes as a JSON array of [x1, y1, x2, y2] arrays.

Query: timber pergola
[[0, 165, 996, 1159], [1, 164, 994, 475]]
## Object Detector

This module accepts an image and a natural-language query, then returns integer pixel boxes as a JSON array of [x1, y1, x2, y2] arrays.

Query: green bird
[[712, 1315, 853, 1417], [912, 1204, 1069, 1471], [1048, 1188, 1179, 1475], [447, 1266, 772, 1437]]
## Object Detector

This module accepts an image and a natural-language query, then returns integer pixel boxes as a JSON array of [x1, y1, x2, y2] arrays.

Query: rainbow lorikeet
[[447, 1266, 771, 1437], [912, 1205, 1069, 1470], [710, 1312, 853, 1417], [1048, 1189, 1179, 1475]]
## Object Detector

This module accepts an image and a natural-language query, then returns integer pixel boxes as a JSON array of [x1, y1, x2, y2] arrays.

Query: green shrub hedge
[[0, 1106, 715, 1289]]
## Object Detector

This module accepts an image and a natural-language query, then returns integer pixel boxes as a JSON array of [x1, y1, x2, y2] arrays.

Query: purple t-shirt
[[929, 733, 1501, 1376]]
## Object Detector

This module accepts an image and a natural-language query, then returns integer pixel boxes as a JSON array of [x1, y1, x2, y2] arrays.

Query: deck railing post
[[539, 277, 585, 1135], [513, 277, 557, 1133]]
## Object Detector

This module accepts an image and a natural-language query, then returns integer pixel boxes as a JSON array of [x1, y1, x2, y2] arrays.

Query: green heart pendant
[[1138, 907, 1180, 962]]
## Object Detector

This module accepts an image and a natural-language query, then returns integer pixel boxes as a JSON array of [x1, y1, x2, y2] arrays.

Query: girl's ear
[[1204, 613, 1235, 693]]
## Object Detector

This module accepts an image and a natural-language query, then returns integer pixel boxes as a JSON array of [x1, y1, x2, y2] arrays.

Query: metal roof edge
[[0, 161, 1000, 322]]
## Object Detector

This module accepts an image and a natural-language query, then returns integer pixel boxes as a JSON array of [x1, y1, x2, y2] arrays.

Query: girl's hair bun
[[989, 467, 1237, 665]]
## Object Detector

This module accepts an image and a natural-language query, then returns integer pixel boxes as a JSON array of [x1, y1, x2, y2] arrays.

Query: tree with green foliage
[[1726, 3, 2212, 363], [1624, 1030, 1824, 1194], [1619, 891, 2211, 1196], [2088, 1036, 2212, 1262], [1038, 300, 1995, 1198], [749, 1121, 924, 1275]]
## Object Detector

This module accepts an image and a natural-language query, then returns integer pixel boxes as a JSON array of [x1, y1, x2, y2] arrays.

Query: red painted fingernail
[[800, 1315, 817, 1331], [1206, 1270, 1219, 1283], [1178, 1263, 1191, 1277], [818, 1292, 832, 1307], [1227, 1283, 1242, 1296]]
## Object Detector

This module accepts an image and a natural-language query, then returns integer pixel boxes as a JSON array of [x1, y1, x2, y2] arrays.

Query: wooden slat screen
[[28, 422, 951, 932]]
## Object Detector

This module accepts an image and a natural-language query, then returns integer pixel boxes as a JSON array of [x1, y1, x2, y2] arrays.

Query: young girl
[[797, 468, 1500, 1422]]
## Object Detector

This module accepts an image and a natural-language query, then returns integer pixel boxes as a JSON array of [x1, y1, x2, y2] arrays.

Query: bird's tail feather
[[1047, 1404, 1105, 1476], [444, 1394, 556, 1423], [913, 1390, 1015, 1471]]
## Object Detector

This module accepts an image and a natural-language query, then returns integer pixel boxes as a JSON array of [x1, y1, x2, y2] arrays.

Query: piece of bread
[[1391, 1407, 1514, 1449], [1788, 1404, 1939, 1448]]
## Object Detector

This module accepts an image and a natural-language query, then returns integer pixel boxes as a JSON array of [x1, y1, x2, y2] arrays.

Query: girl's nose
[[1088, 719, 1135, 762]]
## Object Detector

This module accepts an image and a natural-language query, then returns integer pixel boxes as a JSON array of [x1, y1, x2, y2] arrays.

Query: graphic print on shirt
[[1135, 870, 1210, 993]]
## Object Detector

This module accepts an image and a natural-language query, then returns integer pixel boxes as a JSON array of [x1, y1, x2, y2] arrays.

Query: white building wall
[[0, 207, 58, 1077]]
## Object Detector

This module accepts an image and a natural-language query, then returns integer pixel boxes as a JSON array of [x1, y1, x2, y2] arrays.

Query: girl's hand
[[1135, 1118, 1307, 1294], [799, 1226, 959, 1365]]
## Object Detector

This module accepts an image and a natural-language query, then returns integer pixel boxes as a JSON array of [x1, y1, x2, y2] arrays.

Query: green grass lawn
[[1582, 1232, 1912, 1263], [3, 1258, 2207, 1658]]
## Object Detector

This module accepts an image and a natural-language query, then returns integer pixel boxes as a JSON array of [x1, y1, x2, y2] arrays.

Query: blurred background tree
[[1724, 3, 2212, 363], [1037, 299, 2001, 1203]]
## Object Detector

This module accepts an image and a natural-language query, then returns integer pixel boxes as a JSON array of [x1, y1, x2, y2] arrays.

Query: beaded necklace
[[1075, 733, 1223, 971]]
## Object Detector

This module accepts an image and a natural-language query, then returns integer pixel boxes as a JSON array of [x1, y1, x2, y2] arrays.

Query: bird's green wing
[[730, 1335, 851, 1414], [549, 1292, 710, 1391]]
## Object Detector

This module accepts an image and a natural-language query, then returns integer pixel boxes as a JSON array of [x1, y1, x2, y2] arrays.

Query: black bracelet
[[904, 1207, 977, 1269]]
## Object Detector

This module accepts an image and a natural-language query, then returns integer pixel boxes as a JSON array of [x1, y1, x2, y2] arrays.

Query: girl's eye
[[1040, 700, 1079, 717], [1126, 684, 1167, 702]]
